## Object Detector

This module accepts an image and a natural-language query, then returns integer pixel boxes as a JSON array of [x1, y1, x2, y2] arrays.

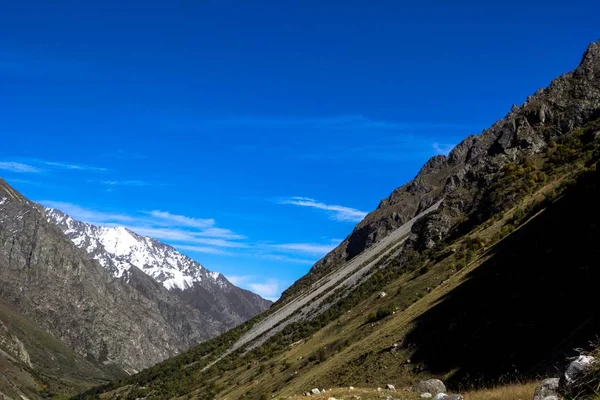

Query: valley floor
[[284, 382, 539, 400]]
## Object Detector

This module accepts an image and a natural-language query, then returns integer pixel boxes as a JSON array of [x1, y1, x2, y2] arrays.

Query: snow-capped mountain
[[46, 208, 226, 290], [45, 207, 271, 324]]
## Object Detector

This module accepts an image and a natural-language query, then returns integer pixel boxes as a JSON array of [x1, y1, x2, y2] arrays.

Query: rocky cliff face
[[45, 209, 271, 326], [0, 179, 264, 372], [282, 40, 600, 300]]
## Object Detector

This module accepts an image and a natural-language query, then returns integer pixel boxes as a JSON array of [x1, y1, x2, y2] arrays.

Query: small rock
[[311, 388, 321, 395], [445, 395, 464, 400], [421, 393, 433, 398], [377, 387, 383, 392], [379, 291, 387, 298], [304, 392, 311, 397], [386, 384, 396, 391], [433, 394, 448, 400], [533, 378, 559, 400], [414, 379, 446, 395], [349, 386, 355, 390]]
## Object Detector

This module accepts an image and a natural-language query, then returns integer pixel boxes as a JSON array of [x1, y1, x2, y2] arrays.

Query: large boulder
[[414, 379, 447, 395], [533, 378, 560, 400], [559, 355, 597, 398]]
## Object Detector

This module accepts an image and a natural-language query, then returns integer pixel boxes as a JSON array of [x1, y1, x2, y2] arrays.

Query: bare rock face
[[281, 40, 600, 301]]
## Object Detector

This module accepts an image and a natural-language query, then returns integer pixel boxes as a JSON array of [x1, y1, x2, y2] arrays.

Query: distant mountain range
[[46, 208, 271, 323], [0, 181, 270, 398]]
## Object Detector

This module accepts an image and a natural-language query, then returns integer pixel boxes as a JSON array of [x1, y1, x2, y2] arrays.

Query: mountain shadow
[[404, 166, 600, 388]]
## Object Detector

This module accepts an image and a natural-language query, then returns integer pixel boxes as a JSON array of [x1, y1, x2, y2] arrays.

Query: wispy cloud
[[173, 244, 233, 256], [248, 279, 281, 301], [43, 161, 108, 172], [0, 161, 42, 173], [271, 242, 337, 255], [39, 201, 246, 253], [224, 275, 249, 286], [225, 275, 283, 301], [206, 114, 474, 131], [149, 210, 215, 229], [42, 201, 135, 224], [1, 159, 110, 174], [100, 180, 153, 187], [279, 197, 367, 222], [253, 253, 316, 265], [433, 142, 456, 155]]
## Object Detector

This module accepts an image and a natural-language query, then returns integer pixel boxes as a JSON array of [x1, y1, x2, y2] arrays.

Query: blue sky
[[1, 1, 598, 300]]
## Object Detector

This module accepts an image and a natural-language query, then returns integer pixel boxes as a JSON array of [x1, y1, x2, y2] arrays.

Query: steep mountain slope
[[46, 209, 271, 326], [80, 40, 600, 400], [0, 298, 122, 400], [0, 179, 263, 376], [281, 40, 600, 302]]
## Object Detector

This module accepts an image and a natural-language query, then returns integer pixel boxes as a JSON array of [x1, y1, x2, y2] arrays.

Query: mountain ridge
[[280, 39, 600, 302]]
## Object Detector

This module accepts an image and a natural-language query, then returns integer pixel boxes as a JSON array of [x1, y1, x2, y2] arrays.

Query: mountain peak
[[45, 207, 217, 289], [576, 40, 600, 78]]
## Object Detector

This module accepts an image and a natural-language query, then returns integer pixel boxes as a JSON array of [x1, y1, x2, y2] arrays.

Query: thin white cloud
[[279, 197, 367, 222], [248, 279, 281, 301], [43, 161, 108, 172], [149, 210, 215, 229], [42, 201, 135, 224], [271, 242, 336, 255], [207, 114, 474, 131], [255, 253, 316, 265], [0, 161, 42, 173], [196, 227, 246, 240], [173, 244, 233, 256], [39, 201, 246, 251], [433, 142, 455, 155], [100, 180, 153, 187], [223, 275, 283, 301], [224, 275, 250, 286]]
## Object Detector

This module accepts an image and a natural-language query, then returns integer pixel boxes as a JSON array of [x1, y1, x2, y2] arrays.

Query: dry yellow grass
[[463, 382, 538, 400], [283, 382, 538, 400]]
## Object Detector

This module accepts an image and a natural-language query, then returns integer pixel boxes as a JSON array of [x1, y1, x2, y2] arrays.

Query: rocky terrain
[[0, 178, 270, 399], [46, 208, 271, 326], [77, 40, 600, 400]]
